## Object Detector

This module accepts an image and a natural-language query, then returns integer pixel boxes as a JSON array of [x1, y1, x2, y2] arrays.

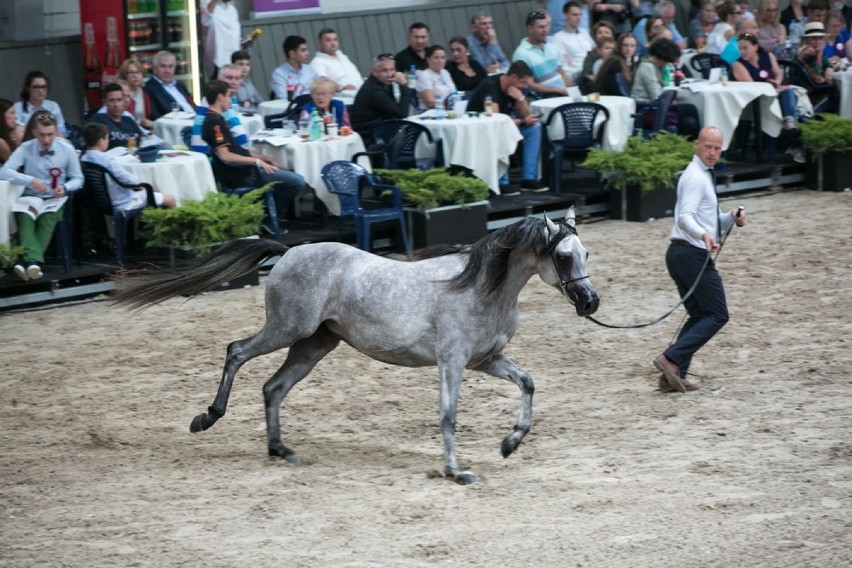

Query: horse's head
[[538, 208, 600, 317]]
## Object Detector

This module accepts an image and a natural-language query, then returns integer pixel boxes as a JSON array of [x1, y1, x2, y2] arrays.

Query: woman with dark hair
[[13, 71, 67, 136], [0, 99, 23, 164], [446, 36, 487, 92], [415, 45, 457, 110], [595, 32, 639, 96]]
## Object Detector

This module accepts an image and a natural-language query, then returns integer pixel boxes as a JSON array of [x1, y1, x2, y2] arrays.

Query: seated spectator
[[231, 50, 264, 109], [706, 0, 741, 55], [87, 83, 147, 149], [538, 0, 566, 34], [754, 0, 786, 54], [738, 0, 756, 20], [580, 22, 617, 89], [822, 10, 852, 64], [467, 61, 547, 194], [466, 12, 510, 74], [592, 0, 634, 35], [0, 112, 82, 280], [512, 11, 574, 97], [0, 98, 23, 164], [596, 32, 639, 95], [550, 2, 596, 85], [638, 16, 666, 55], [117, 58, 154, 129], [14, 71, 67, 136], [201, 79, 305, 223], [780, 0, 806, 46], [144, 51, 196, 119], [190, 64, 249, 155], [721, 14, 759, 65], [271, 36, 319, 101], [631, 38, 700, 138], [793, 22, 839, 111], [350, 54, 413, 136], [395, 23, 430, 73], [582, 37, 616, 91], [688, 1, 718, 50], [80, 123, 177, 210], [446, 37, 488, 93], [731, 32, 803, 159], [804, 0, 830, 32], [416, 45, 458, 110], [633, 1, 688, 51], [310, 28, 364, 93], [302, 77, 350, 127]]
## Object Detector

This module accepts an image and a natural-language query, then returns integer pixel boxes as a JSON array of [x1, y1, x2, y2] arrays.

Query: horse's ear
[[565, 206, 576, 229], [544, 214, 559, 236]]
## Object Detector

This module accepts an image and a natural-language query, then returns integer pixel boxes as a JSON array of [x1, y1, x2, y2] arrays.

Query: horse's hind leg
[[475, 353, 535, 459], [264, 325, 340, 463], [190, 327, 292, 433]]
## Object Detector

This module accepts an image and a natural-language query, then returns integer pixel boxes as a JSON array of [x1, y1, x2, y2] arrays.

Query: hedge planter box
[[805, 150, 852, 192], [609, 185, 677, 222], [406, 201, 489, 248]]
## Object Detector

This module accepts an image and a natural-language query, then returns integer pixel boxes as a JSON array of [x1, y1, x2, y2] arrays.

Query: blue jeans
[[500, 121, 542, 185], [663, 242, 729, 379], [259, 168, 306, 217], [778, 88, 798, 121]]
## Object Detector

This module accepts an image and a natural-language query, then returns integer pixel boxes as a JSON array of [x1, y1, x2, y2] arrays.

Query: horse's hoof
[[269, 446, 299, 464], [189, 413, 215, 433], [454, 471, 477, 485], [501, 435, 520, 458]]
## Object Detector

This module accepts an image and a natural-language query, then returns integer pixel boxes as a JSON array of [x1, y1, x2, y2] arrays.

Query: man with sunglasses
[[0, 112, 82, 280], [350, 54, 413, 136], [512, 11, 574, 97]]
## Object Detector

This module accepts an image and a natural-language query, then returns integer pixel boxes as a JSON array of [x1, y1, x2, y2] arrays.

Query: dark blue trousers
[[663, 242, 729, 378]]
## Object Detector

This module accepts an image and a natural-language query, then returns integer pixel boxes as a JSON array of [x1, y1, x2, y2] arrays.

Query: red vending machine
[[80, 0, 201, 112]]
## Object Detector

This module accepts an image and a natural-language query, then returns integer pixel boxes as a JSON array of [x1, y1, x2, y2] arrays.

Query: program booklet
[[12, 195, 68, 221]]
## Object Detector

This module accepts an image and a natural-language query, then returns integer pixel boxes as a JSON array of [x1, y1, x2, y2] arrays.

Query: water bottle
[[434, 93, 445, 118], [720, 67, 728, 87], [298, 109, 310, 139], [484, 95, 493, 116], [309, 109, 322, 140], [662, 64, 672, 88], [407, 65, 417, 89]]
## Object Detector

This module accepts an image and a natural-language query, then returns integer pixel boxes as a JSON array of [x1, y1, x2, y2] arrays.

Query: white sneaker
[[782, 116, 798, 130], [786, 147, 805, 164], [26, 263, 43, 280], [13, 263, 28, 281]]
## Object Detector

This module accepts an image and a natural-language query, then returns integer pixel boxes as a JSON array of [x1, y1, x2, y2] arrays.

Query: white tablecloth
[[530, 95, 636, 151], [251, 132, 367, 216], [153, 112, 264, 146], [1, 181, 25, 246], [405, 113, 523, 195], [118, 151, 218, 202], [256, 91, 357, 119], [835, 69, 852, 119], [674, 81, 782, 150]]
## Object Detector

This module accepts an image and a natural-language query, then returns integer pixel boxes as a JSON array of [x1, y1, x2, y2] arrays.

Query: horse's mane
[[441, 217, 574, 298]]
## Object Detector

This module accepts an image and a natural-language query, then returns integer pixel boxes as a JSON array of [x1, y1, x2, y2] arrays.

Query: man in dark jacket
[[143, 50, 196, 119], [350, 54, 413, 136]]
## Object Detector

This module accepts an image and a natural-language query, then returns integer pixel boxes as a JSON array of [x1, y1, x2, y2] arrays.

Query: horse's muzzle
[[574, 288, 600, 317]]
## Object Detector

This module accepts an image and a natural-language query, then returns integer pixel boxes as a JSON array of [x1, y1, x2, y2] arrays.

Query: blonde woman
[[117, 58, 154, 129], [304, 77, 350, 127], [755, 0, 786, 54]]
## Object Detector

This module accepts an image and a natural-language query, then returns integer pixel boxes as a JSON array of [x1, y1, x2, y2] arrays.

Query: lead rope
[[584, 208, 743, 330]]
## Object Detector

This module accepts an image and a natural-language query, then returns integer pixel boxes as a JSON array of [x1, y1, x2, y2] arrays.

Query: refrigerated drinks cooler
[[80, 0, 201, 111]]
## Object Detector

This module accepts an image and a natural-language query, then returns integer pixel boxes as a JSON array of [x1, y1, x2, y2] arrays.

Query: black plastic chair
[[263, 94, 312, 128], [351, 119, 444, 170], [81, 161, 154, 265], [690, 53, 731, 80], [209, 155, 282, 239], [778, 59, 838, 114], [65, 124, 86, 152], [542, 102, 609, 193], [633, 90, 678, 138], [321, 160, 411, 255], [180, 125, 192, 148]]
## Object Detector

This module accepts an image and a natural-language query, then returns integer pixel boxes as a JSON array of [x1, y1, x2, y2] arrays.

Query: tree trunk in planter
[[406, 201, 489, 248], [609, 185, 676, 222], [805, 150, 852, 192]]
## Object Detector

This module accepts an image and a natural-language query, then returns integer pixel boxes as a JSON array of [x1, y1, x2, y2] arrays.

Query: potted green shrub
[[582, 131, 695, 222], [140, 188, 268, 288], [374, 167, 490, 247], [0, 243, 25, 274], [800, 113, 852, 192]]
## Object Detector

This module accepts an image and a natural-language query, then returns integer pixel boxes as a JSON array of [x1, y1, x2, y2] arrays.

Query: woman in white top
[[706, 0, 742, 54], [13, 71, 67, 136], [416, 45, 457, 110]]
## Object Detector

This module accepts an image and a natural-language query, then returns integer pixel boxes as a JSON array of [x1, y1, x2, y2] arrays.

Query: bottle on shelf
[[105, 17, 123, 69]]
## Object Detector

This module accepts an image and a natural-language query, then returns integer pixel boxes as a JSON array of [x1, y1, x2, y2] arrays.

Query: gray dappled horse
[[114, 208, 599, 484]]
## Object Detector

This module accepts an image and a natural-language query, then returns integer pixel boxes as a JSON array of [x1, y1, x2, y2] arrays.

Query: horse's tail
[[112, 238, 290, 309]]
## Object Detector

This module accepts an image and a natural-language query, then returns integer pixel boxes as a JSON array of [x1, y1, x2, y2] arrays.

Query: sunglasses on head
[[374, 53, 395, 62], [34, 113, 56, 124], [526, 11, 547, 25]]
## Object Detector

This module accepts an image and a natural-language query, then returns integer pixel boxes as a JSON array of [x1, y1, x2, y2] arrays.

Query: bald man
[[654, 127, 748, 393]]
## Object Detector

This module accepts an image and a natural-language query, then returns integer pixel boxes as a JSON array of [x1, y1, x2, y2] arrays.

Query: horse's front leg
[[474, 353, 535, 459], [438, 357, 476, 485]]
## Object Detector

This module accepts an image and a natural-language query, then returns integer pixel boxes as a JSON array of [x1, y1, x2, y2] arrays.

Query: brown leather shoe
[[654, 354, 687, 393], [658, 374, 699, 392]]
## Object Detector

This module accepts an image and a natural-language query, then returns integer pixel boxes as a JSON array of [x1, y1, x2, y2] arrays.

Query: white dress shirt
[[310, 51, 364, 91], [671, 155, 734, 247]]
